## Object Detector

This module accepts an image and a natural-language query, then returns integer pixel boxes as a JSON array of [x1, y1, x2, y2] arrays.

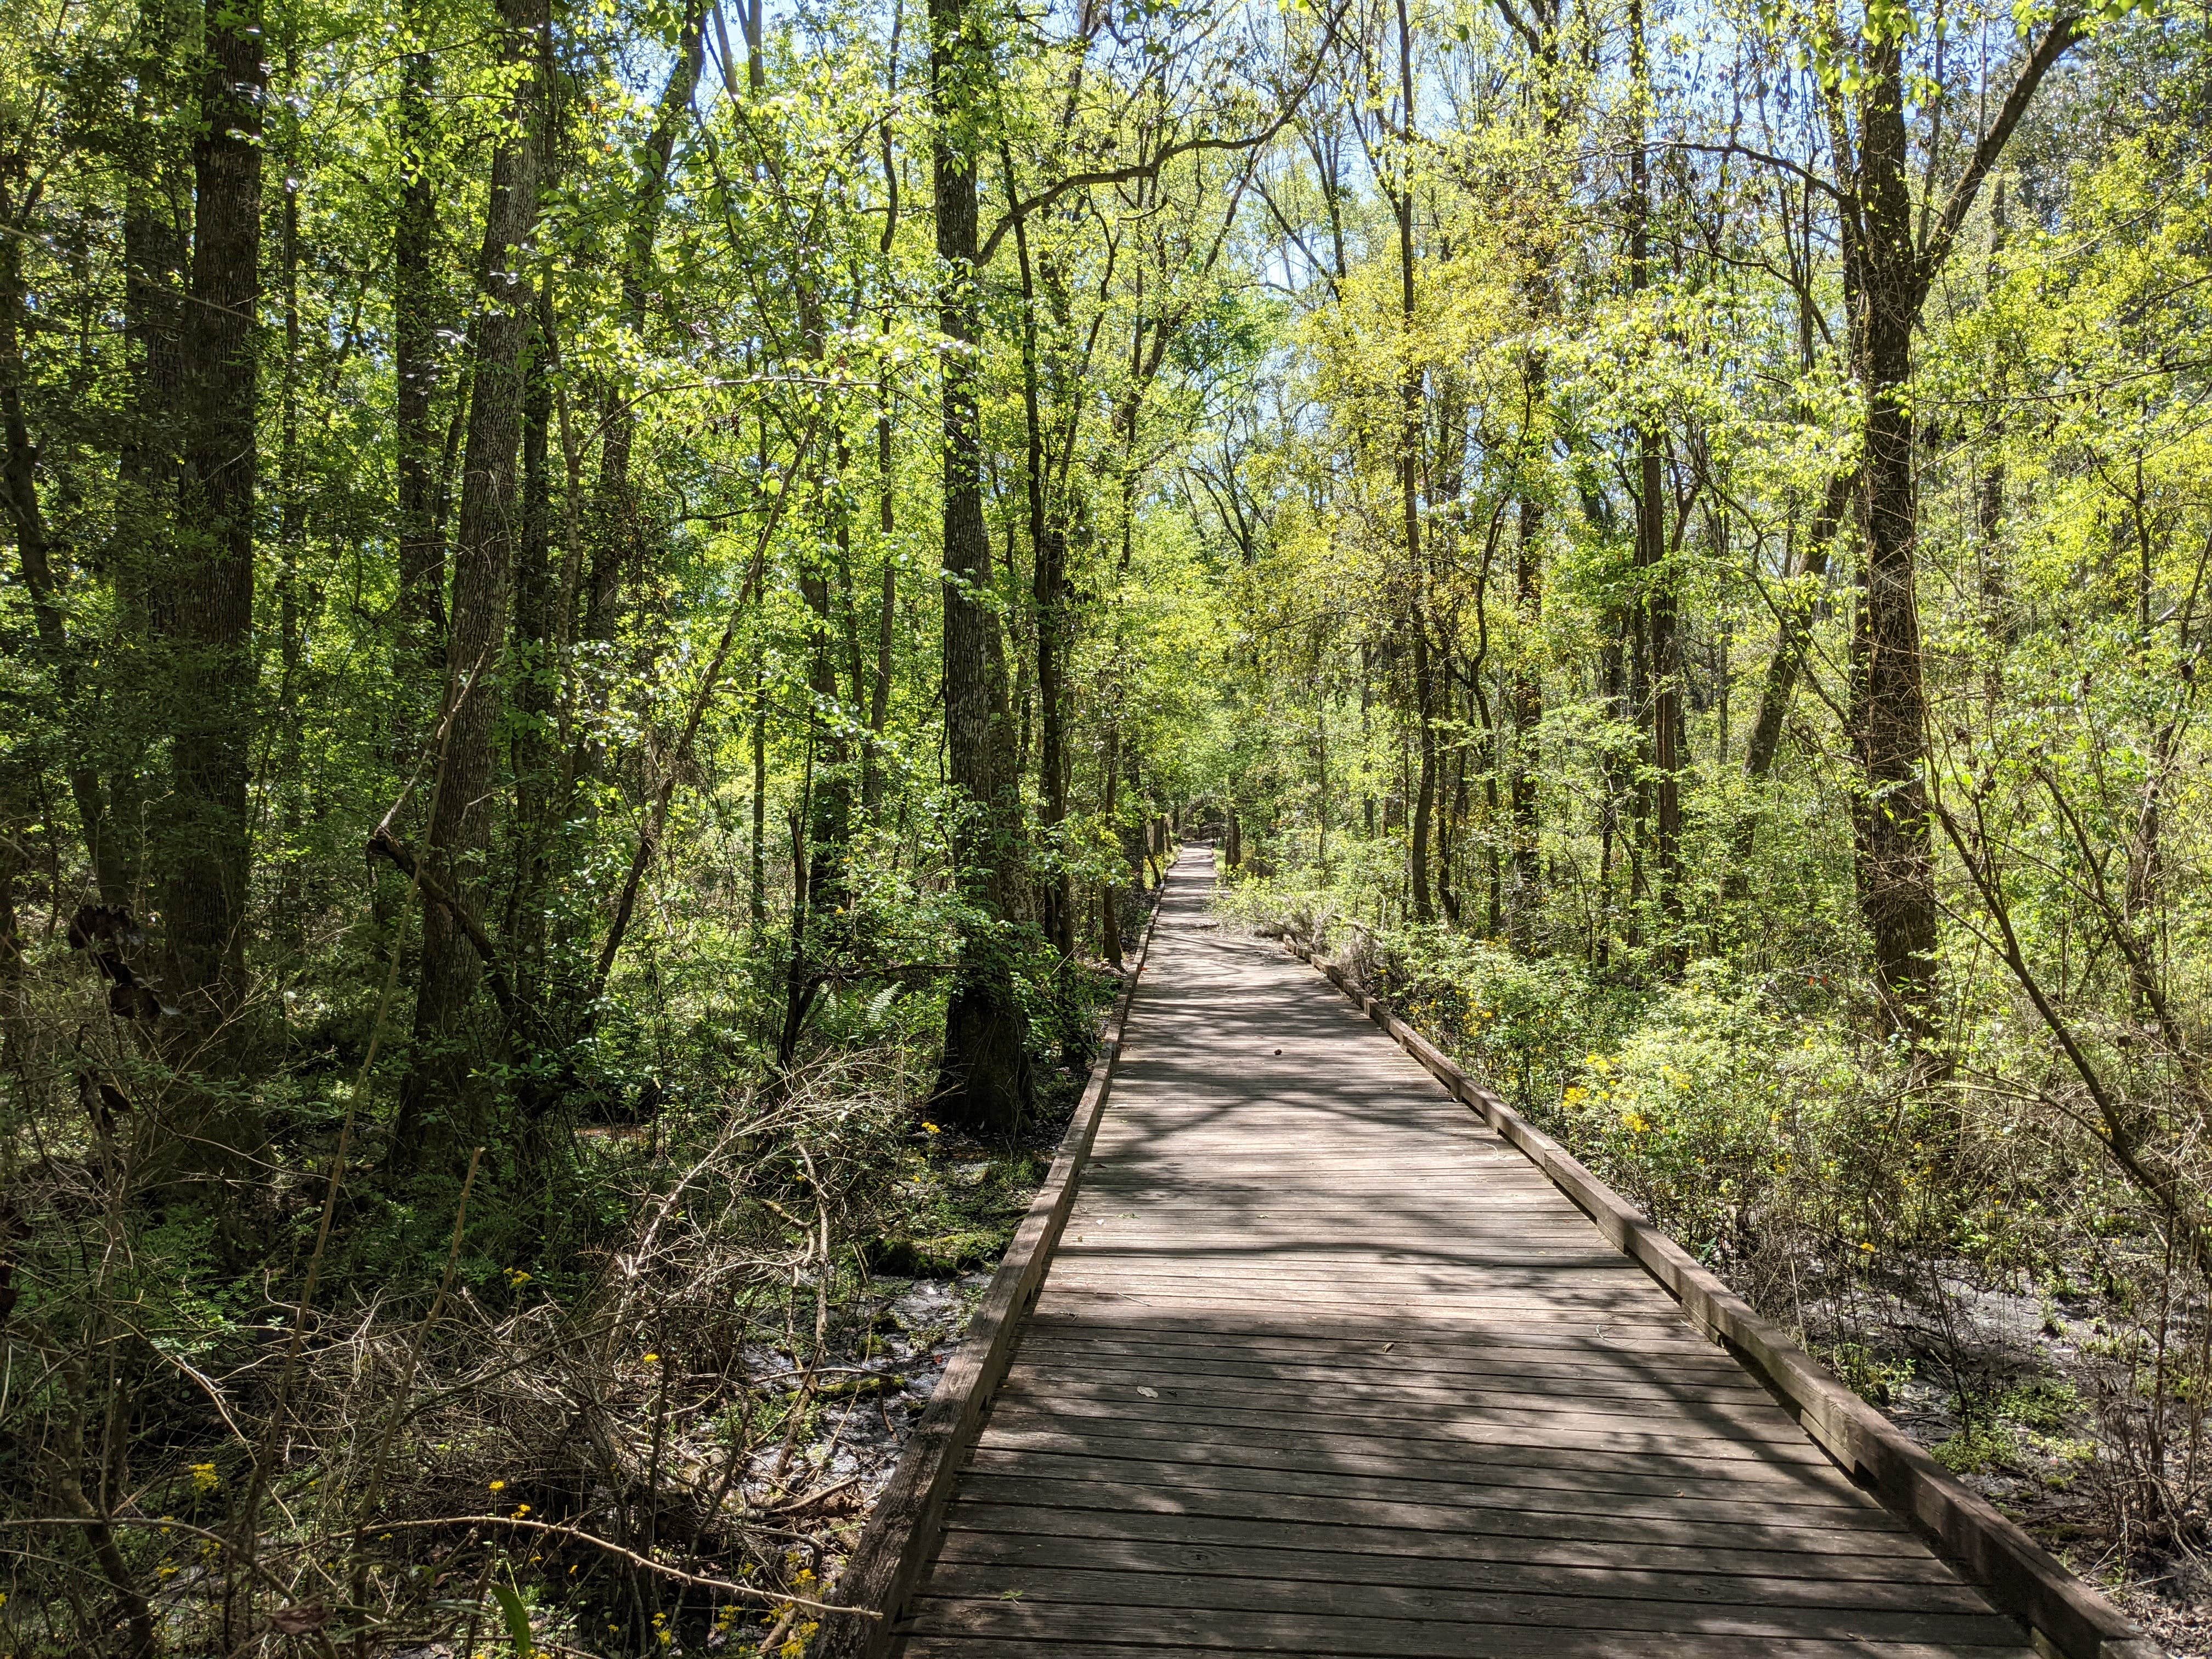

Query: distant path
[[898, 846, 2036, 1656]]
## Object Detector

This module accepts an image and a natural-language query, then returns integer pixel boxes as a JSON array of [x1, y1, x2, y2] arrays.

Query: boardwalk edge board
[[808, 878, 1171, 1659], [1284, 936, 2162, 1659]]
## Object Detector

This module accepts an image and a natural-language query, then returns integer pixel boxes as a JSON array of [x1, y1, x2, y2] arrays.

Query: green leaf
[[490, 1582, 534, 1658]]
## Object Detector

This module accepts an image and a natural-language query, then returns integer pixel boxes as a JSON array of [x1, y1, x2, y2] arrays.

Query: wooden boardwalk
[[891, 847, 2045, 1657]]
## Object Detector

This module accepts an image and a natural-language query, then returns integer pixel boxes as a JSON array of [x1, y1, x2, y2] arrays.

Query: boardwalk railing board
[[1285, 938, 2160, 1659], [809, 881, 1170, 1659]]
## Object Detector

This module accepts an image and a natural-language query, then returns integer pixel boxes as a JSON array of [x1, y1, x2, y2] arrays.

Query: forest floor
[[1825, 1272, 2212, 1656]]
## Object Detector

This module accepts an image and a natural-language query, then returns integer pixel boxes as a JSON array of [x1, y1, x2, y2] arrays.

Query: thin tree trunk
[[1009, 173, 1073, 962], [1394, 0, 1434, 925], [0, 172, 114, 906], [781, 287, 853, 1067], [1100, 717, 1122, 968], [1745, 470, 1852, 780], [394, 0, 548, 1156], [108, 0, 193, 909], [395, 17, 445, 738], [507, 283, 559, 1015], [1628, 2, 1679, 936], [1508, 486, 1543, 947], [862, 404, 896, 812], [750, 638, 767, 930], [579, 1, 708, 653]]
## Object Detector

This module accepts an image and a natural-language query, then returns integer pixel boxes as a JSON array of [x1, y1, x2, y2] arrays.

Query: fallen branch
[[361, 1515, 870, 1616]]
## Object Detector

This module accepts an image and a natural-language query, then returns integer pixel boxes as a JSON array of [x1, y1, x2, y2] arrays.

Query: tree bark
[[1849, 36, 1938, 1016], [930, 0, 1031, 1129], [395, 0, 548, 1155], [1508, 486, 1543, 947], [507, 283, 558, 1015], [579, 2, 708, 651], [0, 171, 116, 907], [1393, 0, 1434, 926], [1627, 5, 1679, 934], [1009, 177, 1073, 962], [394, 19, 447, 738], [1839, 12, 2079, 1019], [161, 0, 267, 1031], [106, 0, 194, 910], [781, 290, 854, 1068]]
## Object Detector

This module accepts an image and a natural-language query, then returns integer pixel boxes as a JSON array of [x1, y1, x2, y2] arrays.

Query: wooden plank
[[954, 1457, 1911, 1537], [1005, 1344, 1775, 1400], [914, 1567, 2032, 1645], [900, 1624, 2035, 1659], [900, 1640, 2034, 1659], [804, 886, 1173, 1659], [977, 1419, 1884, 1496], [938, 1498, 1956, 1578], [1286, 939, 2158, 1659], [1009, 1323, 1758, 1378], [960, 1441, 1887, 1511], [977, 1395, 1837, 1465], [952, 1477, 1923, 1544], [932, 1530, 1996, 1610], [991, 1373, 1813, 1440]]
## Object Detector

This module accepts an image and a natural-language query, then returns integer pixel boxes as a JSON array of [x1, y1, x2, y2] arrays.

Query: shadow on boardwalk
[[896, 848, 2040, 1658]]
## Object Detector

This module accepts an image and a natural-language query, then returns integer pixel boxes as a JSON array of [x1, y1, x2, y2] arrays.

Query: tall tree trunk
[[930, 0, 1030, 1128], [394, 0, 548, 1156], [579, 2, 708, 652], [780, 285, 854, 1066], [107, 0, 193, 910], [273, 54, 307, 957], [862, 403, 896, 812], [1394, 0, 1434, 926], [1508, 486, 1543, 947], [161, 0, 266, 1032], [1627, 4, 1679, 936], [1849, 38, 1938, 1018], [0, 172, 116, 906], [1979, 178, 2010, 716], [394, 20, 447, 742], [1009, 180, 1073, 962], [749, 638, 767, 930], [861, 27, 902, 816], [1837, 13, 2076, 1020], [1099, 720, 1122, 968], [507, 284, 558, 1015]]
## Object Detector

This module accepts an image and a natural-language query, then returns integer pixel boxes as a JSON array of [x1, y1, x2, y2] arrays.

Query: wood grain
[[816, 848, 2149, 1659]]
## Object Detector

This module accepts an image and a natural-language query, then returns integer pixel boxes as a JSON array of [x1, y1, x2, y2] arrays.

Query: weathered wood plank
[[911, 1571, 2033, 1645], [803, 887, 1173, 1659], [938, 1499, 1955, 1577], [893, 1645, 2026, 1654], [948, 1482, 1925, 1547], [932, 1531, 1995, 1610], [813, 849, 2138, 1659], [1285, 938, 2159, 1658], [959, 1443, 1886, 1511], [900, 1627, 2034, 1659]]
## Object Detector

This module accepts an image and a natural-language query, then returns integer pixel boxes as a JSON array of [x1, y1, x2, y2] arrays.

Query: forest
[[3, 0, 2211, 1640]]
